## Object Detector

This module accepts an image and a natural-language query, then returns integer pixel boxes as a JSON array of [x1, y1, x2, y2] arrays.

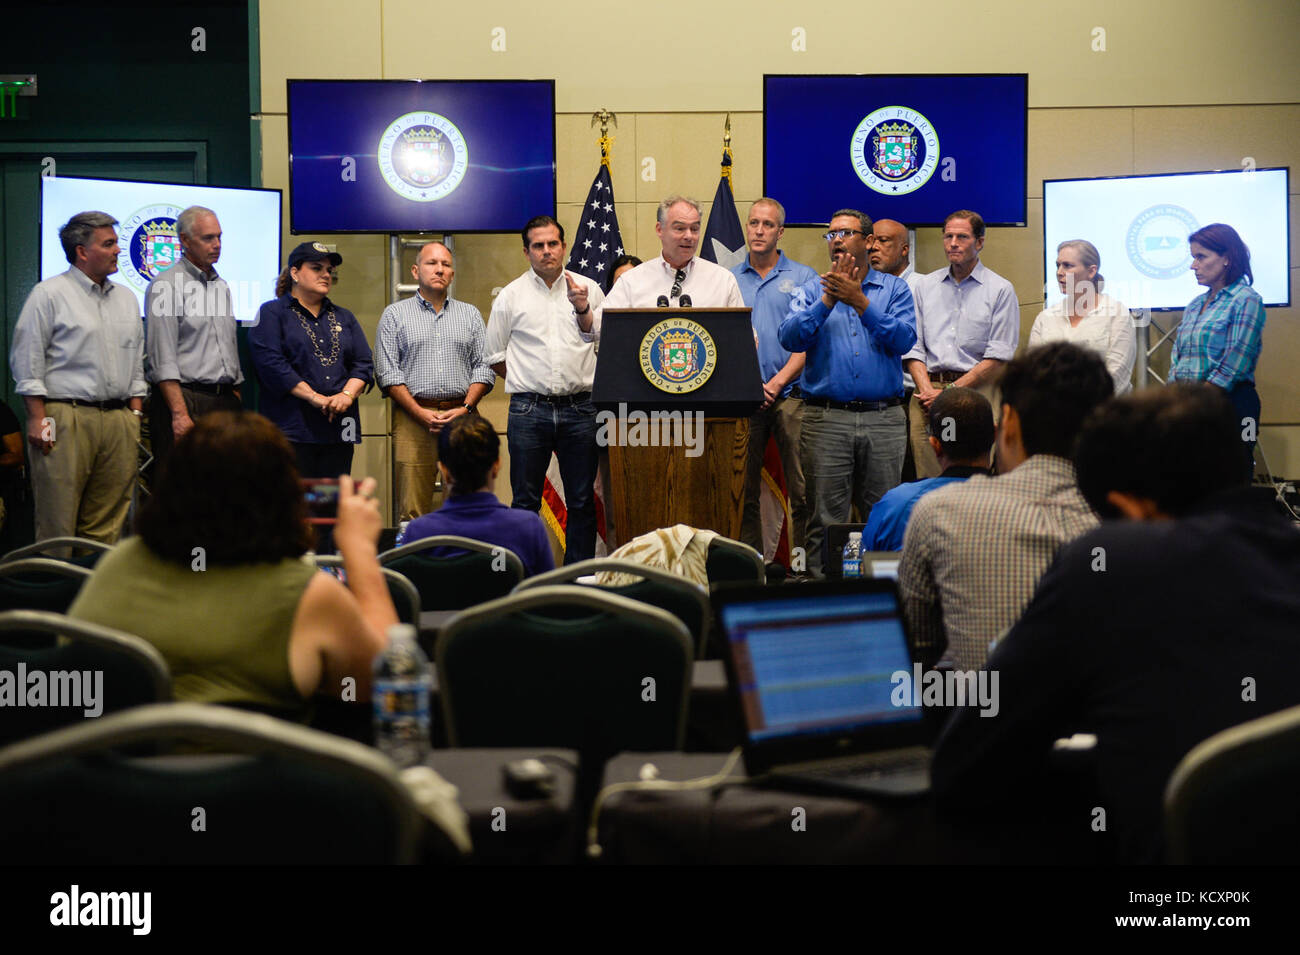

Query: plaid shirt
[[899, 455, 1098, 671], [1170, 278, 1266, 389], [374, 293, 495, 399]]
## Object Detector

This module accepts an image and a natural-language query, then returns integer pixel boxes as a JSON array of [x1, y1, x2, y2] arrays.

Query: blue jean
[[800, 403, 906, 576], [1226, 381, 1261, 482], [507, 394, 599, 564]]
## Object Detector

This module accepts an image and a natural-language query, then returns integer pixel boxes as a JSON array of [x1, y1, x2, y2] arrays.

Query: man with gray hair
[[144, 205, 243, 475], [9, 211, 147, 545], [593, 195, 744, 323]]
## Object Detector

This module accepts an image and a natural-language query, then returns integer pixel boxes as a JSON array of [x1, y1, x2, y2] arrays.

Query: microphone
[[656, 295, 669, 308], [679, 294, 692, 308]]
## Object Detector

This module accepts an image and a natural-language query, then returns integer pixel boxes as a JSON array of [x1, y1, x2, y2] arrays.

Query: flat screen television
[[287, 79, 556, 234], [39, 176, 282, 322], [763, 74, 1028, 227], [1043, 168, 1291, 311]]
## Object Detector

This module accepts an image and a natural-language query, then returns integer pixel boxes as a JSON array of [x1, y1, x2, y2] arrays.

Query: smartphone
[[302, 478, 340, 524]]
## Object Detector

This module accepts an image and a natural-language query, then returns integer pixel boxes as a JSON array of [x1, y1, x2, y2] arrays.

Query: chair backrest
[[0, 702, 466, 864], [0, 558, 93, 617], [1164, 704, 1300, 864], [706, 535, 765, 586], [436, 585, 692, 759], [515, 558, 710, 658], [0, 610, 172, 746], [2, 536, 112, 568], [310, 556, 422, 624], [380, 536, 524, 612]]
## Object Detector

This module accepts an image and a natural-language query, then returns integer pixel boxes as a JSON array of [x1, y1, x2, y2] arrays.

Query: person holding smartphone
[[70, 411, 397, 720]]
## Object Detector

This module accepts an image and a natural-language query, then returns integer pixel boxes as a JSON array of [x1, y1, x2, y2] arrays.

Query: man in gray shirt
[[10, 211, 147, 545], [145, 205, 243, 475]]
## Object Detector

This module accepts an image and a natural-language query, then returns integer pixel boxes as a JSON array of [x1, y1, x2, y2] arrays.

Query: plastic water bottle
[[394, 520, 410, 547], [373, 623, 432, 768], [842, 531, 863, 579]]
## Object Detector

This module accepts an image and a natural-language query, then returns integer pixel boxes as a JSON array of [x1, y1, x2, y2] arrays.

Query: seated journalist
[[931, 383, 1300, 863], [401, 413, 555, 578], [69, 411, 396, 721]]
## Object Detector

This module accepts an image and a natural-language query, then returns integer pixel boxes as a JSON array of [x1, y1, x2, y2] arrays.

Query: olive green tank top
[[69, 537, 319, 720]]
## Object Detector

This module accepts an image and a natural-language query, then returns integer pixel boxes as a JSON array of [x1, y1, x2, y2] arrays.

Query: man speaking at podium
[[585, 196, 744, 330], [779, 209, 916, 576]]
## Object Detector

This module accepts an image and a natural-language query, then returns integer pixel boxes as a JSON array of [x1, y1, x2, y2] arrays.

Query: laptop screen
[[718, 589, 922, 744]]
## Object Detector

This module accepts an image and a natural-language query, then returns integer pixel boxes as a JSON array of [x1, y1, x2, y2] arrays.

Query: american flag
[[566, 163, 625, 289]]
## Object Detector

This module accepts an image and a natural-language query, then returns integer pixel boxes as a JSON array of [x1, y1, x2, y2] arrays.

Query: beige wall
[[257, 0, 1300, 511]]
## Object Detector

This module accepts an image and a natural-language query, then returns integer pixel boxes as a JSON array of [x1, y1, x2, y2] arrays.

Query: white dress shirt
[[485, 268, 604, 395], [905, 261, 1019, 372], [594, 255, 745, 338], [1028, 293, 1137, 394]]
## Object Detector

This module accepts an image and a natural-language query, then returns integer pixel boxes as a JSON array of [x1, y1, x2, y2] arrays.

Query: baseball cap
[[287, 241, 343, 269]]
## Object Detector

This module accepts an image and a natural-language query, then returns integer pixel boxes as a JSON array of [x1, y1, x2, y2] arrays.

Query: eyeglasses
[[670, 268, 686, 298], [821, 229, 868, 241]]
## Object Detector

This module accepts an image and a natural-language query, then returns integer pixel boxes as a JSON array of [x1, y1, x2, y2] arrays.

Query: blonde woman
[[1029, 240, 1136, 394]]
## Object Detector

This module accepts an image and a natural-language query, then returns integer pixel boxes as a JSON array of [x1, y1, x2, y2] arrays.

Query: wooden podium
[[593, 308, 763, 542]]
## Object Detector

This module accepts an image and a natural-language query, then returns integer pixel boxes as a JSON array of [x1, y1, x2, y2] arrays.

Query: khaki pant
[[29, 403, 139, 545], [908, 379, 1001, 478], [392, 401, 460, 522]]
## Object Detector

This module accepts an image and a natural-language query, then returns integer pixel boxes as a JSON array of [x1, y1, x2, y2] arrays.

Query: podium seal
[[639, 318, 716, 394]]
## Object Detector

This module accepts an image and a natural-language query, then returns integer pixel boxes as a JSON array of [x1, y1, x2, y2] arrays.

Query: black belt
[[803, 395, 904, 412], [45, 397, 129, 410], [515, 391, 591, 406], [182, 382, 238, 396], [930, 370, 966, 384]]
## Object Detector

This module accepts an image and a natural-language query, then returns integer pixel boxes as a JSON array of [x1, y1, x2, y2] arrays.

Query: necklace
[[291, 301, 342, 367]]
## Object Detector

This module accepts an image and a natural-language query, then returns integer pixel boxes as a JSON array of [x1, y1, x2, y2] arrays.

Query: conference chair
[[379, 536, 525, 613], [0, 702, 468, 864], [436, 586, 692, 761], [1164, 704, 1300, 864], [514, 558, 711, 658], [0, 559, 94, 641], [1, 535, 112, 569], [310, 555, 422, 624], [706, 535, 765, 587], [0, 609, 171, 747]]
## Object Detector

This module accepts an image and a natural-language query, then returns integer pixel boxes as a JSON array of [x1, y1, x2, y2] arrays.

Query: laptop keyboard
[[796, 748, 931, 780]]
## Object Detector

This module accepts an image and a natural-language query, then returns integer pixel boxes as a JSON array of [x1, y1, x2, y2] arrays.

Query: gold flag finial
[[591, 109, 618, 170], [720, 114, 734, 188]]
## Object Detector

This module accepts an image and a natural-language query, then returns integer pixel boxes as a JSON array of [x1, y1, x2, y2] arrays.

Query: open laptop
[[714, 578, 931, 798]]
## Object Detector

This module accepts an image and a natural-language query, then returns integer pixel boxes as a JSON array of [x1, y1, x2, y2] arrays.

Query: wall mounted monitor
[[287, 79, 556, 234], [763, 74, 1028, 227], [39, 176, 282, 322], [1043, 168, 1291, 311]]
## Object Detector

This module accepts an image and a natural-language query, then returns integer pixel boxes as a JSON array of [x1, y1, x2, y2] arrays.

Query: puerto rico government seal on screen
[[116, 203, 185, 294], [640, 319, 717, 394], [850, 107, 940, 196], [377, 111, 469, 202]]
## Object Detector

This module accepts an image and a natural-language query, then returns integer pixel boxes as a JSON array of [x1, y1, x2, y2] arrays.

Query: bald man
[[869, 219, 924, 480], [374, 240, 495, 521]]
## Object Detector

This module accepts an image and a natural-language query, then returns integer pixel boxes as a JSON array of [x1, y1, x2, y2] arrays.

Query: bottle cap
[[386, 623, 417, 643]]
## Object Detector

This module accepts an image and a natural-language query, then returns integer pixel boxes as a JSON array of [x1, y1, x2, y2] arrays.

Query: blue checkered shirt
[[1170, 278, 1267, 389], [374, 293, 495, 399]]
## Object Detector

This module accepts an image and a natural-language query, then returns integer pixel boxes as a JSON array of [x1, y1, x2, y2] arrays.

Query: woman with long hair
[[69, 411, 395, 719]]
